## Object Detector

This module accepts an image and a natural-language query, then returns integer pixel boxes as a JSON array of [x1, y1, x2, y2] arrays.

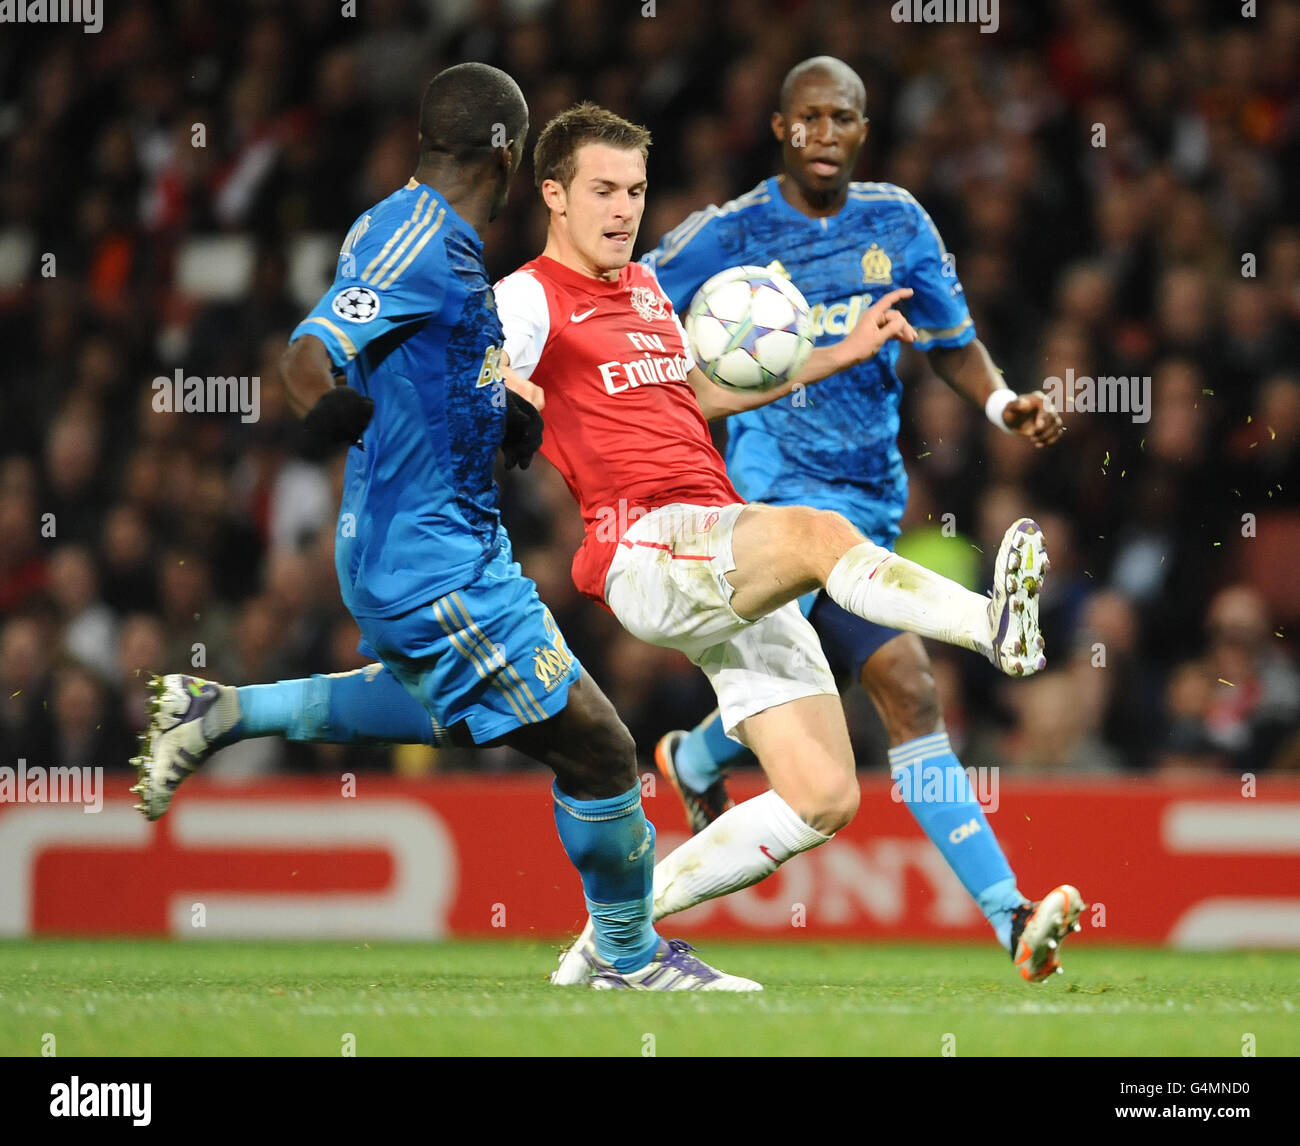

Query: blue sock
[[673, 709, 752, 792], [552, 780, 659, 972], [220, 668, 437, 749], [889, 732, 1026, 949]]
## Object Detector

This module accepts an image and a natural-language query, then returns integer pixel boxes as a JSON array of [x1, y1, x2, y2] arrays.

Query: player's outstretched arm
[[689, 288, 917, 421], [927, 339, 1064, 447], [792, 287, 917, 390], [686, 364, 777, 420]]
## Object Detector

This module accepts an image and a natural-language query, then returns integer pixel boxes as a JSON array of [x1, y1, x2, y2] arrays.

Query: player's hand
[[839, 287, 916, 365], [302, 385, 374, 447], [502, 388, 543, 470], [1002, 389, 1064, 447], [502, 362, 545, 411]]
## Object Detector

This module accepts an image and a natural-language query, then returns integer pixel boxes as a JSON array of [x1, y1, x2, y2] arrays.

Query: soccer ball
[[685, 266, 815, 391]]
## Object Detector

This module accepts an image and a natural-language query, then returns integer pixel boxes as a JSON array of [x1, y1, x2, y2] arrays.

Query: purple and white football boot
[[986, 518, 1049, 677], [553, 925, 761, 991], [130, 674, 239, 821]]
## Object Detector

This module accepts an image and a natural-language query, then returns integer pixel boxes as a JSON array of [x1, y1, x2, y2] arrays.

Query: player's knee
[[793, 506, 858, 550], [808, 795, 858, 836], [602, 719, 639, 788], [820, 781, 861, 834], [792, 774, 860, 835]]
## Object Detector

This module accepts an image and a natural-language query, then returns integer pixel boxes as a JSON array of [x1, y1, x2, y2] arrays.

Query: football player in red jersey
[[486, 104, 1067, 984]]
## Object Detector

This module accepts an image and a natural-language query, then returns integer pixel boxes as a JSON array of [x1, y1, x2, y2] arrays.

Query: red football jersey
[[496, 255, 742, 603]]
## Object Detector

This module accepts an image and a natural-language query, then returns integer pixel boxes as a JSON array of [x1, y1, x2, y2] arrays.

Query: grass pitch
[[1, 940, 1296, 1057]]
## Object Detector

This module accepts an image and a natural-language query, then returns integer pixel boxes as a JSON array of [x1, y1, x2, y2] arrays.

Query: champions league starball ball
[[685, 265, 815, 391]]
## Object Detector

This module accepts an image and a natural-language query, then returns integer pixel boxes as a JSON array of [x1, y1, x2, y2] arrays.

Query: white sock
[[825, 542, 991, 658], [652, 790, 831, 920]]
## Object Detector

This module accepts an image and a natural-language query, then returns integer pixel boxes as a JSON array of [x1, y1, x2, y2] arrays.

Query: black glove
[[303, 385, 374, 449], [502, 388, 543, 470]]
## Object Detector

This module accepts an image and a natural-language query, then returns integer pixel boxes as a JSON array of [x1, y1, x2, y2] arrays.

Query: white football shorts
[[603, 502, 837, 738]]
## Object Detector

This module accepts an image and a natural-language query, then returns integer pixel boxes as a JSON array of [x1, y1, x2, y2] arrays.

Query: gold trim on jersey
[[366, 196, 439, 288], [848, 184, 954, 264], [913, 316, 973, 343], [300, 316, 358, 361], [361, 191, 429, 283], [653, 184, 771, 267], [376, 208, 446, 290]]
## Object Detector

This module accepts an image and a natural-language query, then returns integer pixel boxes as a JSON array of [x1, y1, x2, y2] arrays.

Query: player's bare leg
[[859, 633, 941, 744], [726, 504, 1047, 677], [500, 670, 640, 800], [651, 693, 852, 917], [555, 693, 851, 983]]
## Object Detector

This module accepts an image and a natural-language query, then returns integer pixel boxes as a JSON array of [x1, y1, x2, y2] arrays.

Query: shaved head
[[419, 62, 528, 161], [778, 56, 866, 115], [415, 62, 529, 224]]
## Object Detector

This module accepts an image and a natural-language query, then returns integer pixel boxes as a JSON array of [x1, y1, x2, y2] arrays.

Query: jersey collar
[[402, 176, 482, 247], [532, 255, 631, 294], [766, 175, 847, 228]]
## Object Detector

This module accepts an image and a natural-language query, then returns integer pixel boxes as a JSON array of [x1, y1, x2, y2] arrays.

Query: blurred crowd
[[1, 0, 1298, 782]]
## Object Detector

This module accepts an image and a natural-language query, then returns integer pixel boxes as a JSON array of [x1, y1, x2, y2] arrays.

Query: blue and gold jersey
[[644, 178, 974, 548], [291, 178, 507, 619]]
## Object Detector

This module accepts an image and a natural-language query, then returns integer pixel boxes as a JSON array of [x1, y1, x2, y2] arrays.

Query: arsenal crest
[[630, 285, 670, 323]]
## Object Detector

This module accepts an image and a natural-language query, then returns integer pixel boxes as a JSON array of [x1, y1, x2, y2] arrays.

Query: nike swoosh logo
[[759, 845, 777, 863], [627, 828, 653, 862], [570, 307, 597, 323]]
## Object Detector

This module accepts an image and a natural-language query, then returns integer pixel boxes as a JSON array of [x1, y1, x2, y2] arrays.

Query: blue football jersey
[[644, 178, 975, 548], [290, 179, 507, 619]]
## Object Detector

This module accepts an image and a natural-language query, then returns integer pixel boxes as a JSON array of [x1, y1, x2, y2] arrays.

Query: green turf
[[1, 940, 1295, 1056]]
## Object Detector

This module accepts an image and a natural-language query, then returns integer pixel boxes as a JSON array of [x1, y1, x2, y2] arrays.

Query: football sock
[[888, 732, 1025, 948], [224, 668, 436, 749], [552, 781, 659, 972], [825, 542, 991, 659], [652, 790, 830, 918], [674, 709, 752, 792], [978, 876, 1027, 953]]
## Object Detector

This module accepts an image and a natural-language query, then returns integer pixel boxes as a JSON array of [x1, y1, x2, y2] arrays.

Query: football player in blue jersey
[[642, 56, 1077, 980], [130, 63, 758, 991]]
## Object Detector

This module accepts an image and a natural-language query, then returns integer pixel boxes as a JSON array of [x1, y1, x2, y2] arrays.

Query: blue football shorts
[[799, 590, 903, 685], [355, 540, 582, 745]]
